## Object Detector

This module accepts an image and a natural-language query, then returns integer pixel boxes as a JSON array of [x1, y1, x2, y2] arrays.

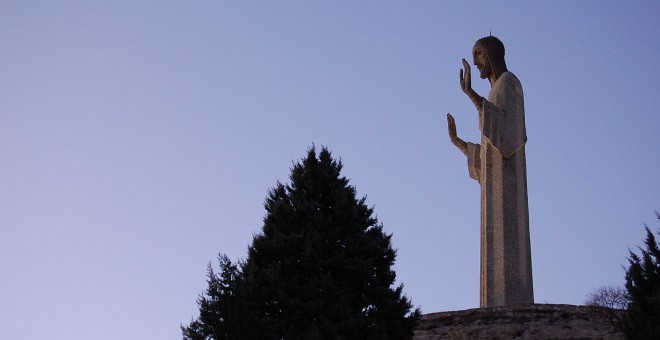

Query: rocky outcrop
[[414, 304, 624, 340]]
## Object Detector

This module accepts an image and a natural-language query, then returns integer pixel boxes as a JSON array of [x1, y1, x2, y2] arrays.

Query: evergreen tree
[[182, 254, 240, 340], [240, 146, 419, 339], [622, 213, 660, 339], [183, 146, 420, 339]]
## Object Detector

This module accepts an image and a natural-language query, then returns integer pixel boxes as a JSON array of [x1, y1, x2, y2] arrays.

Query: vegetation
[[621, 213, 660, 339], [183, 146, 420, 339], [584, 285, 629, 310], [182, 255, 240, 340], [586, 213, 660, 339]]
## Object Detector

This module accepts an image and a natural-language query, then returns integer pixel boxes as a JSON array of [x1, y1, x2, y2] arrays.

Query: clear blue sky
[[2, 1, 659, 339]]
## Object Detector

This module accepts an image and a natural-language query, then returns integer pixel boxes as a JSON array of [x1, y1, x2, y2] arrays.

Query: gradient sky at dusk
[[2, 1, 659, 339]]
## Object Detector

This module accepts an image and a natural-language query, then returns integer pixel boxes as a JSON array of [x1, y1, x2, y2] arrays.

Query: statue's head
[[473, 36, 508, 81]]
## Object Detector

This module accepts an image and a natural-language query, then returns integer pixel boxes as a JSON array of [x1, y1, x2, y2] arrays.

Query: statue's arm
[[447, 113, 467, 155], [448, 113, 481, 182]]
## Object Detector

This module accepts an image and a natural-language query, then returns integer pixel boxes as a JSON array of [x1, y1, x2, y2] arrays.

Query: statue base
[[414, 304, 623, 340]]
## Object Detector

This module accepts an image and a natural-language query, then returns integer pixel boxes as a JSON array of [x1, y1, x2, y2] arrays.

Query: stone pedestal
[[414, 304, 624, 340]]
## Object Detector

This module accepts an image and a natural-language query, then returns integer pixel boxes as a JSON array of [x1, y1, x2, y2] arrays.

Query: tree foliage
[[183, 146, 420, 339], [182, 255, 240, 340], [584, 285, 629, 310], [621, 213, 660, 339]]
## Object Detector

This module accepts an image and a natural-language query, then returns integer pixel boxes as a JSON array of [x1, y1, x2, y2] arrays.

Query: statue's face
[[472, 43, 490, 80]]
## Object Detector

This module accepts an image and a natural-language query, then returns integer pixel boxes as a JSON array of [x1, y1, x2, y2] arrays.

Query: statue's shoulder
[[497, 71, 523, 92], [500, 71, 520, 84]]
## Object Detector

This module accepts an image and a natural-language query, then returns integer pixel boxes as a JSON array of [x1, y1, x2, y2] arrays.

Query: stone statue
[[447, 36, 533, 308]]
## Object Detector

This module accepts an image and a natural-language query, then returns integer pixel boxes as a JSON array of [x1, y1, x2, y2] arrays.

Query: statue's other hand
[[460, 58, 472, 95], [447, 113, 458, 140], [447, 113, 467, 155]]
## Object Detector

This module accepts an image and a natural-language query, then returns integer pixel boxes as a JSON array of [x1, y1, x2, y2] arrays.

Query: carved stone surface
[[414, 304, 624, 340]]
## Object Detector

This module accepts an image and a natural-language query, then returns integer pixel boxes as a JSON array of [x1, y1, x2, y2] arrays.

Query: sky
[[2, 1, 659, 339]]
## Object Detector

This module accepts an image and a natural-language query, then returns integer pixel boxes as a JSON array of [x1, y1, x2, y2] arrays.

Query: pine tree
[[622, 213, 660, 339], [182, 254, 240, 340], [181, 147, 420, 340], [183, 146, 420, 339], [240, 146, 419, 339]]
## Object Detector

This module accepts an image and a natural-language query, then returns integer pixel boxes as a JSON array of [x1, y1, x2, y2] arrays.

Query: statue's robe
[[465, 71, 534, 307]]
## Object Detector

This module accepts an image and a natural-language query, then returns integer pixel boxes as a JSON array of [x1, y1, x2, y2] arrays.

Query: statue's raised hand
[[459, 58, 483, 111], [460, 58, 472, 95], [447, 113, 467, 155]]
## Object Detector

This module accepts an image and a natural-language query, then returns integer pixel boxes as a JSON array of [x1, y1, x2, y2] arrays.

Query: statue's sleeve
[[480, 74, 526, 159], [467, 142, 481, 182]]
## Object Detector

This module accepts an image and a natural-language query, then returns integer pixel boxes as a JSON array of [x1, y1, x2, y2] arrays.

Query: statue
[[447, 36, 534, 308]]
